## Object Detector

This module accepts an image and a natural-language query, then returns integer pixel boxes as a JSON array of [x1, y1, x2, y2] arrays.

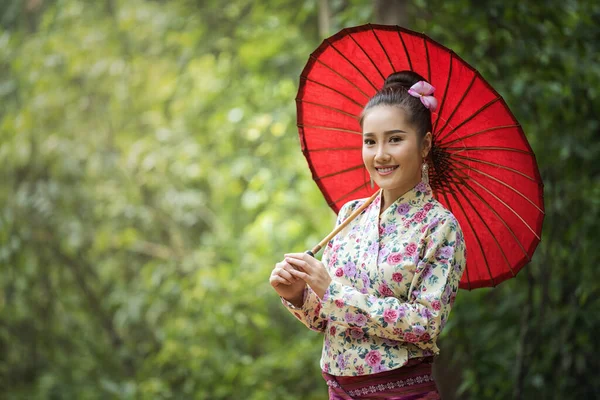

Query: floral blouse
[[282, 182, 466, 376]]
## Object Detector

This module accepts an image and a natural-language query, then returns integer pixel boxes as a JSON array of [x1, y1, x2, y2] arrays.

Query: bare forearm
[[284, 292, 304, 308]]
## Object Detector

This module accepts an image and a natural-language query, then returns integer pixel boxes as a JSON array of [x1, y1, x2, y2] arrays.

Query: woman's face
[[362, 105, 430, 199]]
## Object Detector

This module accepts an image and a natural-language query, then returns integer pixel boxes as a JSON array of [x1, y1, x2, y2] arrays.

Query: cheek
[[362, 147, 371, 164], [397, 149, 420, 169]]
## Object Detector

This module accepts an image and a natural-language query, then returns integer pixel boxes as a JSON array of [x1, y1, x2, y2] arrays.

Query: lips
[[375, 165, 399, 175]]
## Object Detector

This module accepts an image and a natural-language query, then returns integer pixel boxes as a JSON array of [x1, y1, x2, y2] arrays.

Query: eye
[[389, 136, 403, 143], [363, 138, 375, 145]]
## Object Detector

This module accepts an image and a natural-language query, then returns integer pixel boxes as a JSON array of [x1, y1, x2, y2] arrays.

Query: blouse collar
[[372, 181, 433, 218]]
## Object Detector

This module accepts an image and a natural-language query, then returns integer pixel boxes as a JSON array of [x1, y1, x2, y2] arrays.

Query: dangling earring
[[421, 161, 429, 184]]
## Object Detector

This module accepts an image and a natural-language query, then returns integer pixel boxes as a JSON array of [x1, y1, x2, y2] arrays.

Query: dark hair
[[360, 71, 433, 139]]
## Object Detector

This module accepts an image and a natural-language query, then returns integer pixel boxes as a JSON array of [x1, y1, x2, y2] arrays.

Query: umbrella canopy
[[296, 24, 545, 290]]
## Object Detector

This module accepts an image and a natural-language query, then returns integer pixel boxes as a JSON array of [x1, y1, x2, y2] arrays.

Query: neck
[[380, 177, 422, 213]]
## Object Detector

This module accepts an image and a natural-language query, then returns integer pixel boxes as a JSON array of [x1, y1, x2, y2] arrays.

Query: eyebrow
[[363, 129, 407, 136]]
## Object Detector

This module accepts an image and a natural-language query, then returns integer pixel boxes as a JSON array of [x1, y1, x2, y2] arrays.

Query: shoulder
[[337, 197, 368, 221], [427, 199, 463, 235]]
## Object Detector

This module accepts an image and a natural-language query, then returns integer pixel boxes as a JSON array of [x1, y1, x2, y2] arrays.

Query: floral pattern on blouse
[[281, 182, 466, 376]]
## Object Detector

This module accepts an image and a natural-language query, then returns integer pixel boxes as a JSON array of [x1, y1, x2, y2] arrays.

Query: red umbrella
[[296, 24, 545, 290]]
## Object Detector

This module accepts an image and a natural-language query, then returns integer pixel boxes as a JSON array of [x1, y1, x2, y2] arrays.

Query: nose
[[374, 143, 389, 162]]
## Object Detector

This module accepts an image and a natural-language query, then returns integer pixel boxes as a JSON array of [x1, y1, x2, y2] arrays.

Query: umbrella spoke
[[451, 172, 532, 261], [346, 29, 385, 81], [297, 124, 362, 135], [314, 165, 365, 181], [435, 74, 476, 139], [445, 177, 498, 287], [396, 30, 413, 71], [329, 182, 372, 207], [443, 146, 533, 155], [369, 26, 395, 74], [450, 158, 545, 214], [437, 185, 472, 290], [432, 52, 454, 134], [297, 100, 360, 120], [436, 97, 502, 144], [423, 37, 431, 83], [440, 124, 520, 147], [308, 146, 362, 153], [448, 173, 516, 284], [457, 172, 542, 241], [309, 56, 371, 100], [449, 154, 537, 181], [325, 38, 379, 92], [301, 76, 366, 107]]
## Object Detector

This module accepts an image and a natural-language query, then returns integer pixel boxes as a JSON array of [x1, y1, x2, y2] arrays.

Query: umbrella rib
[[450, 154, 537, 182], [451, 158, 545, 214], [297, 99, 360, 121], [308, 146, 362, 152], [424, 38, 431, 82], [314, 164, 365, 181], [443, 146, 533, 155], [445, 180, 497, 287], [452, 173, 532, 261], [297, 124, 362, 135], [329, 181, 372, 207], [432, 52, 454, 134], [325, 38, 379, 92], [346, 28, 385, 81], [441, 124, 520, 147], [456, 171, 541, 241], [447, 175, 513, 285], [309, 56, 371, 100], [396, 29, 413, 71], [435, 74, 476, 138], [369, 26, 394, 76], [301, 76, 366, 108], [438, 185, 472, 290], [436, 97, 502, 144]]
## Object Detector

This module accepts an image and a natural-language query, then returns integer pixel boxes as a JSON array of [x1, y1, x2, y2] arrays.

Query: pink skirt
[[322, 357, 440, 400]]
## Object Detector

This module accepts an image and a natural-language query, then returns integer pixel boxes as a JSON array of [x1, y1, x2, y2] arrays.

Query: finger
[[274, 261, 287, 270], [284, 252, 311, 260], [270, 275, 292, 286], [275, 267, 296, 283], [280, 262, 300, 279], [271, 267, 294, 283], [285, 253, 319, 270], [285, 257, 311, 272], [289, 268, 311, 283]]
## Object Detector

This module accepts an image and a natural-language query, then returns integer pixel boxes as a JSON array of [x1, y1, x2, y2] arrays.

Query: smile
[[375, 166, 399, 175]]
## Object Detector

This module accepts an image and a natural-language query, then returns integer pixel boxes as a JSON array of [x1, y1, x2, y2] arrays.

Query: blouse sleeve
[[319, 215, 466, 348], [280, 201, 358, 333]]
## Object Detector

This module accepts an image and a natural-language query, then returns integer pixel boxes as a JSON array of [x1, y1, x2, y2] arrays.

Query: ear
[[421, 132, 433, 159]]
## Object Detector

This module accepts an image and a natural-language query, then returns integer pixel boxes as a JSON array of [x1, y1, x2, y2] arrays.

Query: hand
[[269, 259, 306, 307], [284, 253, 332, 300]]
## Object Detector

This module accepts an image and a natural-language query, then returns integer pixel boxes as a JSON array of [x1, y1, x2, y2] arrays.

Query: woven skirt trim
[[322, 357, 440, 400]]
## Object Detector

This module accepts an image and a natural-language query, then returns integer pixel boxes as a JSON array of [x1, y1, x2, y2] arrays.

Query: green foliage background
[[0, 0, 598, 399]]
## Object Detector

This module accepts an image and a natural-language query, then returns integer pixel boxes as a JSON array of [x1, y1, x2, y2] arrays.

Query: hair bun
[[382, 71, 426, 91]]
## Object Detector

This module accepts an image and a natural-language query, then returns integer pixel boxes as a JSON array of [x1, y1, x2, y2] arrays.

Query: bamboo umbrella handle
[[305, 189, 381, 257]]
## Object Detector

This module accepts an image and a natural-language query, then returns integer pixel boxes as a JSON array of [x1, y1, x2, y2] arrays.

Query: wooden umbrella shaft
[[306, 189, 381, 257]]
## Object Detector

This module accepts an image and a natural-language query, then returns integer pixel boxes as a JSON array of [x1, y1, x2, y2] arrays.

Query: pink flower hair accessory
[[408, 81, 438, 112]]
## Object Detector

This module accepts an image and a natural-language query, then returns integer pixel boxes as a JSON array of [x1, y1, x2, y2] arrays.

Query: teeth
[[377, 167, 397, 173]]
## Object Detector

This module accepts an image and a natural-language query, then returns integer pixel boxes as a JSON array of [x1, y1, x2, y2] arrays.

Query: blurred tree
[[374, 0, 409, 27]]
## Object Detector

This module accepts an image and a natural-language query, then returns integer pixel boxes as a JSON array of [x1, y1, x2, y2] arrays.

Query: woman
[[270, 71, 466, 399]]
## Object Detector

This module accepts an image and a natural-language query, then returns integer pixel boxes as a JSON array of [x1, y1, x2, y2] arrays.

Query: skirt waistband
[[322, 357, 438, 399]]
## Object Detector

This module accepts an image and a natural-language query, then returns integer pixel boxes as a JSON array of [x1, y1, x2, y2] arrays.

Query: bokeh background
[[1, 0, 599, 399]]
